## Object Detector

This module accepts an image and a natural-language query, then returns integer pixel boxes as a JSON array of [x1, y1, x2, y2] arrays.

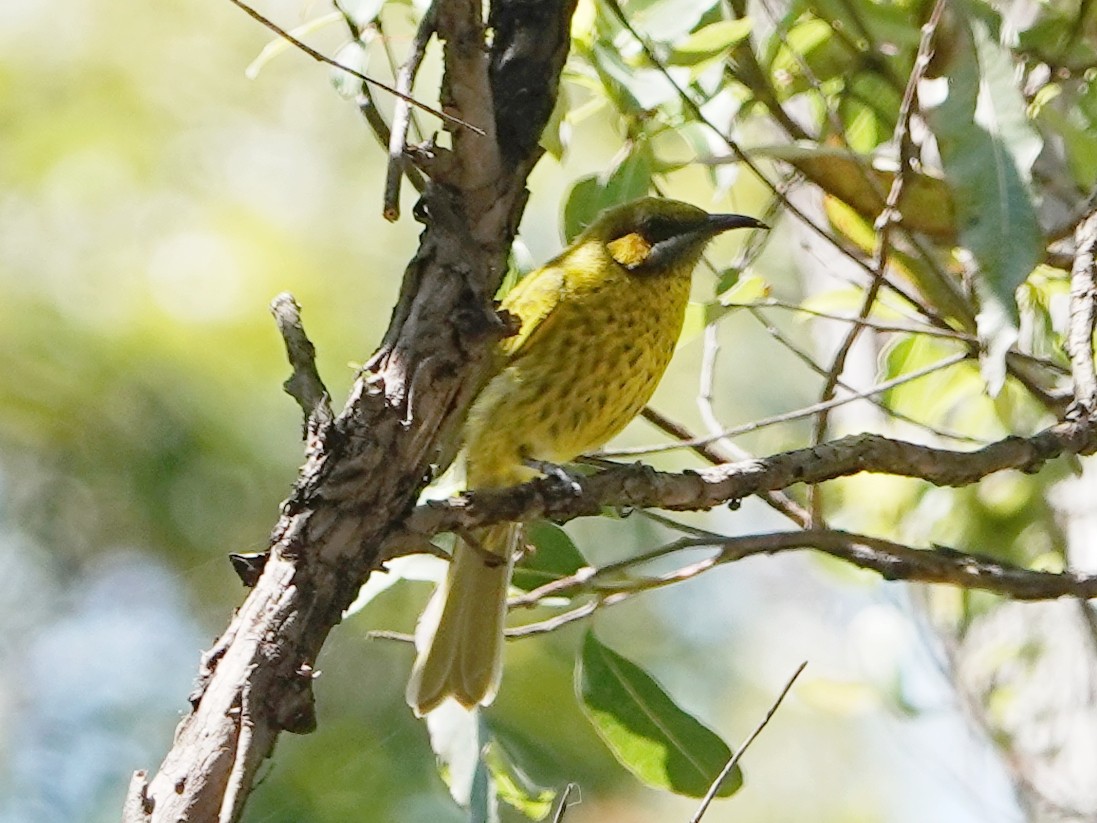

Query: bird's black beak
[[704, 213, 769, 234]]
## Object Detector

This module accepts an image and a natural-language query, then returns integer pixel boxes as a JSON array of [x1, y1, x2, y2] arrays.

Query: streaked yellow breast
[[465, 240, 693, 488]]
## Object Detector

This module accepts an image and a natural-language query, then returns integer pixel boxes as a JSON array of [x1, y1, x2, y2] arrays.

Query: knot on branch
[[273, 665, 318, 735]]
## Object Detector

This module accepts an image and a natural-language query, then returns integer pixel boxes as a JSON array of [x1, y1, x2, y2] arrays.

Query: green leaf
[[821, 195, 974, 330], [621, 0, 720, 43], [589, 42, 679, 113], [561, 143, 653, 241], [337, 0, 388, 28], [677, 301, 712, 347], [483, 742, 556, 819], [719, 272, 769, 303], [668, 19, 753, 66], [767, 18, 849, 96], [539, 86, 571, 160], [577, 632, 742, 798], [924, 10, 1042, 390], [512, 522, 588, 592], [562, 175, 605, 243]]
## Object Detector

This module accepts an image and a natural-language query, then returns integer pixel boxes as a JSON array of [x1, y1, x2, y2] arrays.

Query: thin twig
[[745, 306, 987, 445], [505, 600, 601, 637], [637, 407, 812, 527], [738, 298, 973, 341], [551, 783, 580, 823], [226, 0, 483, 134], [605, 351, 968, 456], [512, 529, 1097, 608], [688, 661, 807, 823], [384, 5, 437, 221]]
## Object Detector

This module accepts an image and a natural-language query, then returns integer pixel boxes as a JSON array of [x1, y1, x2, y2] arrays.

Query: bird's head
[[581, 197, 767, 276]]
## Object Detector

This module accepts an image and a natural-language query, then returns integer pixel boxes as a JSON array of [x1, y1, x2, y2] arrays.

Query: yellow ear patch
[[606, 232, 653, 269]]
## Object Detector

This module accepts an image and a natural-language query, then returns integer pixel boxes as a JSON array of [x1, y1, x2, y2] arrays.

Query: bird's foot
[[524, 458, 584, 496]]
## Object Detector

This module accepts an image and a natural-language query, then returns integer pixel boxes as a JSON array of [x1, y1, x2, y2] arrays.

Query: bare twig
[[384, 4, 438, 221], [226, 0, 483, 134], [552, 783, 581, 823], [505, 600, 601, 637], [508, 528, 1097, 610], [334, 9, 429, 196], [606, 351, 968, 456], [737, 298, 973, 342], [688, 661, 807, 823]]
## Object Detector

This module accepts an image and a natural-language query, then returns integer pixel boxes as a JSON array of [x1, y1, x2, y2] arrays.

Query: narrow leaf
[[668, 19, 753, 66], [924, 10, 1042, 391], [755, 144, 957, 240], [577, 632, 742, 798]]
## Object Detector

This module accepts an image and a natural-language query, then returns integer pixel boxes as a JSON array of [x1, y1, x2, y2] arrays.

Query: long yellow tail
[[406, 523, 517, 716]]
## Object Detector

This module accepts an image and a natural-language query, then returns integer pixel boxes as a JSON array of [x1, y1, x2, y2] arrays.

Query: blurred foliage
[[4, 0, 1097, 819]]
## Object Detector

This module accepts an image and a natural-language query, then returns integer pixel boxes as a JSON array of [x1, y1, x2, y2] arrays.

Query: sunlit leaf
[[338, 0, 388, 28], [623, 0, 721, 43], [577, 632, 742, 798], [822, 196, 974, 329], [246, 11, 344, 80], [718, 272, 769, 303], [767, 18, 849, 96], [539, 86, 572, 160], [345, 553, 447, 617], [668, 19, 753, 66], [589, 41, 679, 112], [483, 742, 556, 819], [677, 300, 715, 346]]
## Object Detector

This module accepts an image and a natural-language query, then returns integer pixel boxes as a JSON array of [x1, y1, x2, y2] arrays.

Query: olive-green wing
[[498, 262, 566, 362]]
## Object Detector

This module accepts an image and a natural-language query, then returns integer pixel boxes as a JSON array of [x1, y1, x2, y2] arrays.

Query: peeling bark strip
[[124, 0, 578, 820]]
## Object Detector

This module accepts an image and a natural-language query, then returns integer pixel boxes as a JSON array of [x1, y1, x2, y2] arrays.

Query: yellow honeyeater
[[407, 197, 765, 715]]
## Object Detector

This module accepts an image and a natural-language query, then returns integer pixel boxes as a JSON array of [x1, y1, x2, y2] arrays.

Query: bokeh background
[[0, 0, 1027, 820]]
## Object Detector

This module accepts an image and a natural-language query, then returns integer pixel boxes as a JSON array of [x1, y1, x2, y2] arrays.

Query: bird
[[406, 197, 766, 715]]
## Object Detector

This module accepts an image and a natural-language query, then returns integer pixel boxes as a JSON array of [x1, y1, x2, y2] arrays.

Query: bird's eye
[[638, 216, 679, 244]]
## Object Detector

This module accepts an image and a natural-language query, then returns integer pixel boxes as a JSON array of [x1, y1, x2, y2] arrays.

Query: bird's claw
[[525, 458, 584, 496]]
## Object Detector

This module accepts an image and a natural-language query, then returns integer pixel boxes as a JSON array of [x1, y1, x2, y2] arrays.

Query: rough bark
[[124, 0, 576, 819]]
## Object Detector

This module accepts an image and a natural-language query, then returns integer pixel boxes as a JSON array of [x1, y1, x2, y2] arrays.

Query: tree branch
[[126, 0, 578, 818], [508, 529, 1097, 605], [405, 417, 1097, 539]]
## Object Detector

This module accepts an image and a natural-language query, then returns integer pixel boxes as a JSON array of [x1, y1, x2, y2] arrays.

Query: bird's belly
[[465, 292, 685, 487], [517, 340, 668, 462]]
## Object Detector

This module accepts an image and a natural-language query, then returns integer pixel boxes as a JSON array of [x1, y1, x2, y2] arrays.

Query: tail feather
[[407, 524, 517, 715]]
